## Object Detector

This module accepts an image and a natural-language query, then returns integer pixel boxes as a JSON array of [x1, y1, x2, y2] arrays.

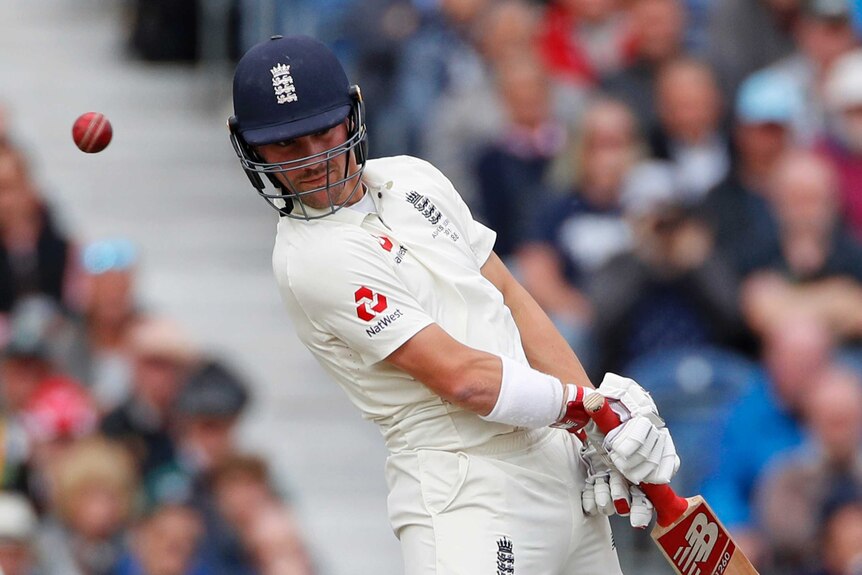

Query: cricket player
[[228, 35, 679, 574]]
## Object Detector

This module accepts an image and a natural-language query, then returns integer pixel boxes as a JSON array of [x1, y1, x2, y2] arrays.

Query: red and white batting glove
[[551, 376, 680, 486]]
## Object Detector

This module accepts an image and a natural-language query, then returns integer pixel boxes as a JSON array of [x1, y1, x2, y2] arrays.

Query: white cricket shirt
[[272, 156, 529, 452]]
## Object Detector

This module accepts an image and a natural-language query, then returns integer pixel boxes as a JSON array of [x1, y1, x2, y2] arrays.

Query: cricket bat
[[583, 393, 759, 575]]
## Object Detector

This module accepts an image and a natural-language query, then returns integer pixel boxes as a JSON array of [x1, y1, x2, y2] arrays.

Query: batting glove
[[580, 432, 654, 529], [595, 373, 680, 485]]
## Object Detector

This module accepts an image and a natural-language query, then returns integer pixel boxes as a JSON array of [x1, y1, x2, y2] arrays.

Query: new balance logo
[[354, 286, 387, 321], [672, 513, 718, 575]]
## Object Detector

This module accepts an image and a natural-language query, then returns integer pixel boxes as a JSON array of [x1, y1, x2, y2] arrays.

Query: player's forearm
[[508, 279, 593, 388], [386, 324, 506, 415], [482, 252, 593, 388]]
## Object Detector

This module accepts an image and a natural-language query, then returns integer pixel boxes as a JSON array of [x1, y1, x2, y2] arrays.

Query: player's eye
[[276, 140, 295, 148]]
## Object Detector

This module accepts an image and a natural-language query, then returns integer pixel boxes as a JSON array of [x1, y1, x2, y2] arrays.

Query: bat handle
[[584, 394, 689, 528]]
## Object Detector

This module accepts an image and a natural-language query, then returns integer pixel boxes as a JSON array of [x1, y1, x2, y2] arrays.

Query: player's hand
[[594, 373, 680, 485], [580, 435, 654, 529]]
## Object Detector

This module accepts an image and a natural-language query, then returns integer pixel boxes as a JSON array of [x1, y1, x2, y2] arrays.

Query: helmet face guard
[[229, 87, 368, 219]]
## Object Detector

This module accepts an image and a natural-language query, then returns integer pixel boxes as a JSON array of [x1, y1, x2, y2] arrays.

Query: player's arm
[[387, 323, 583, 430], [386, 324, 507, 416], [480, 251, 593, 388]]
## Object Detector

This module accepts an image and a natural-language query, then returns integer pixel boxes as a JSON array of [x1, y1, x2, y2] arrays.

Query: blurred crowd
[[5, 0, 862, 574], [0, 112, 314, 573]]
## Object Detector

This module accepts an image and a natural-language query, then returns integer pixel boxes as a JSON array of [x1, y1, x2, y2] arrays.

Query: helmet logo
[[354, 286, 388, 322], [271, 63, 298, 104]]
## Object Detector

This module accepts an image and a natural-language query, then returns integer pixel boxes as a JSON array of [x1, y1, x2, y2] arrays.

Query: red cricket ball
[[72, 112, 113, 153]]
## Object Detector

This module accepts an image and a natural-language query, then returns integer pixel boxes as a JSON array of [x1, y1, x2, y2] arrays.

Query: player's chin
[[297, 186, 347, 210]]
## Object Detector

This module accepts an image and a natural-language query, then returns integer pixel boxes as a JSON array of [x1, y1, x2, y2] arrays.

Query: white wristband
[[481, 356, 564, 428]]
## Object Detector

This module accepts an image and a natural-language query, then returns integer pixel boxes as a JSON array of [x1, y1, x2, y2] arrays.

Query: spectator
[[0, 148, 81, 316], [601, 0, 686, 134], [761, 0, 859, 145], [424, 0, 541, 205], [380, 0, 491, 156], [1, 304, 95, 512], [113, 503, 211, 575], [755, 367, 862, 573], [701, 70, 798, 272], [37, 436, 138, 575], [210, 456, 277, 533], [807, 500, 862, 575], [100, 317, 199, 479], [146, 360, 252, 575], [244, 507, 315, 575], [517, 98, 640, 371], [652, 57, 731, 201], [75, 239, 142, 412], [537, 0, 632, 88], [474, 52, 564, 259], [212, 456, 314, 575], [740, 150, 862, 343], [707, 0, 801, 102], [588, 160, 741, 373], [701, 313, 834, 565], [339, 0, 423, 158], [1, 297, 73, 415], [0, 492, 40, 575], [818, 48, 862, 241]]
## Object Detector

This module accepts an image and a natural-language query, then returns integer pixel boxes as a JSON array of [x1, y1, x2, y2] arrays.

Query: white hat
[[825, 49, 862, 111], [0, 492, 38, 542]]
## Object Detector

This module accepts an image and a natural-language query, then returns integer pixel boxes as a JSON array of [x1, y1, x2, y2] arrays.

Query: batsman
[[228, 35, 679, 574]]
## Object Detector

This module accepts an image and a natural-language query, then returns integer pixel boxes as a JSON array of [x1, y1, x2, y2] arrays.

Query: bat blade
[[581, 393, 760, 575], [652, 495, 758, 575]]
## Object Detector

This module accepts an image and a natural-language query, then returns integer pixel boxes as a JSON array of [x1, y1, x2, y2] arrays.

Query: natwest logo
[[355, 286, 388, 321], [377, 236, 394, 252]]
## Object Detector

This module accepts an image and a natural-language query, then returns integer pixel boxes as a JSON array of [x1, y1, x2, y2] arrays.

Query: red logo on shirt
[[355, 286, 388, 321], [377, 236, 394, 252]]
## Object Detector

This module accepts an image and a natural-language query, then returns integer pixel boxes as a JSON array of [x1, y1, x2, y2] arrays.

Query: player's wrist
[[481, 356, 564, 428], [550, 384, 595, 435]]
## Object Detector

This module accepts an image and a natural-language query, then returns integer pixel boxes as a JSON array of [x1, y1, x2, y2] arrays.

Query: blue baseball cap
[[232, 35, 353, 146], [736, 71, 799, 125]]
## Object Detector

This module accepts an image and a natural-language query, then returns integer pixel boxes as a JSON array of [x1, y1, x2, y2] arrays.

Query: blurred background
[[2, 0, 862, 574]]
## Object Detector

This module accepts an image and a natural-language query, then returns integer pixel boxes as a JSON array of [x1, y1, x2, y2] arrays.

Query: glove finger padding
[[628, 486, 654, 529], [593, 476, 614, 516], [608, 470, 632, 515], [607, 424, 679, 485]]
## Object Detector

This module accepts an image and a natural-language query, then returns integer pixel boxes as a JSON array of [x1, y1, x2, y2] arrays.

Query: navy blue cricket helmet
[[228, 35, 367, 219]]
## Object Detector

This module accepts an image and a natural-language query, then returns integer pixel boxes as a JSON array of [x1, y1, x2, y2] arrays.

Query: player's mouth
[[300, 170, 331, 186]]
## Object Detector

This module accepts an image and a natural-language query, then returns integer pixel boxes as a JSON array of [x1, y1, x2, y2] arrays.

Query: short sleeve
[[409, 156, 497, 267], [280, 231, 435, 366]]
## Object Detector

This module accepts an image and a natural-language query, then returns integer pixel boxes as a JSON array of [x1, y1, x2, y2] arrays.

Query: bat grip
[[587, 397, 689, 528]]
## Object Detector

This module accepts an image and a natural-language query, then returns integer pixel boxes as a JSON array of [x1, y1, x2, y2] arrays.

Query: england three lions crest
[[496, 537, 514, 575], [271, 63, 298, 104]]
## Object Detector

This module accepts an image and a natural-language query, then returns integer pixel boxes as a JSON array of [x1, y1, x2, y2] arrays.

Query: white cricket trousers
[[385, 428, 624, 574]]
